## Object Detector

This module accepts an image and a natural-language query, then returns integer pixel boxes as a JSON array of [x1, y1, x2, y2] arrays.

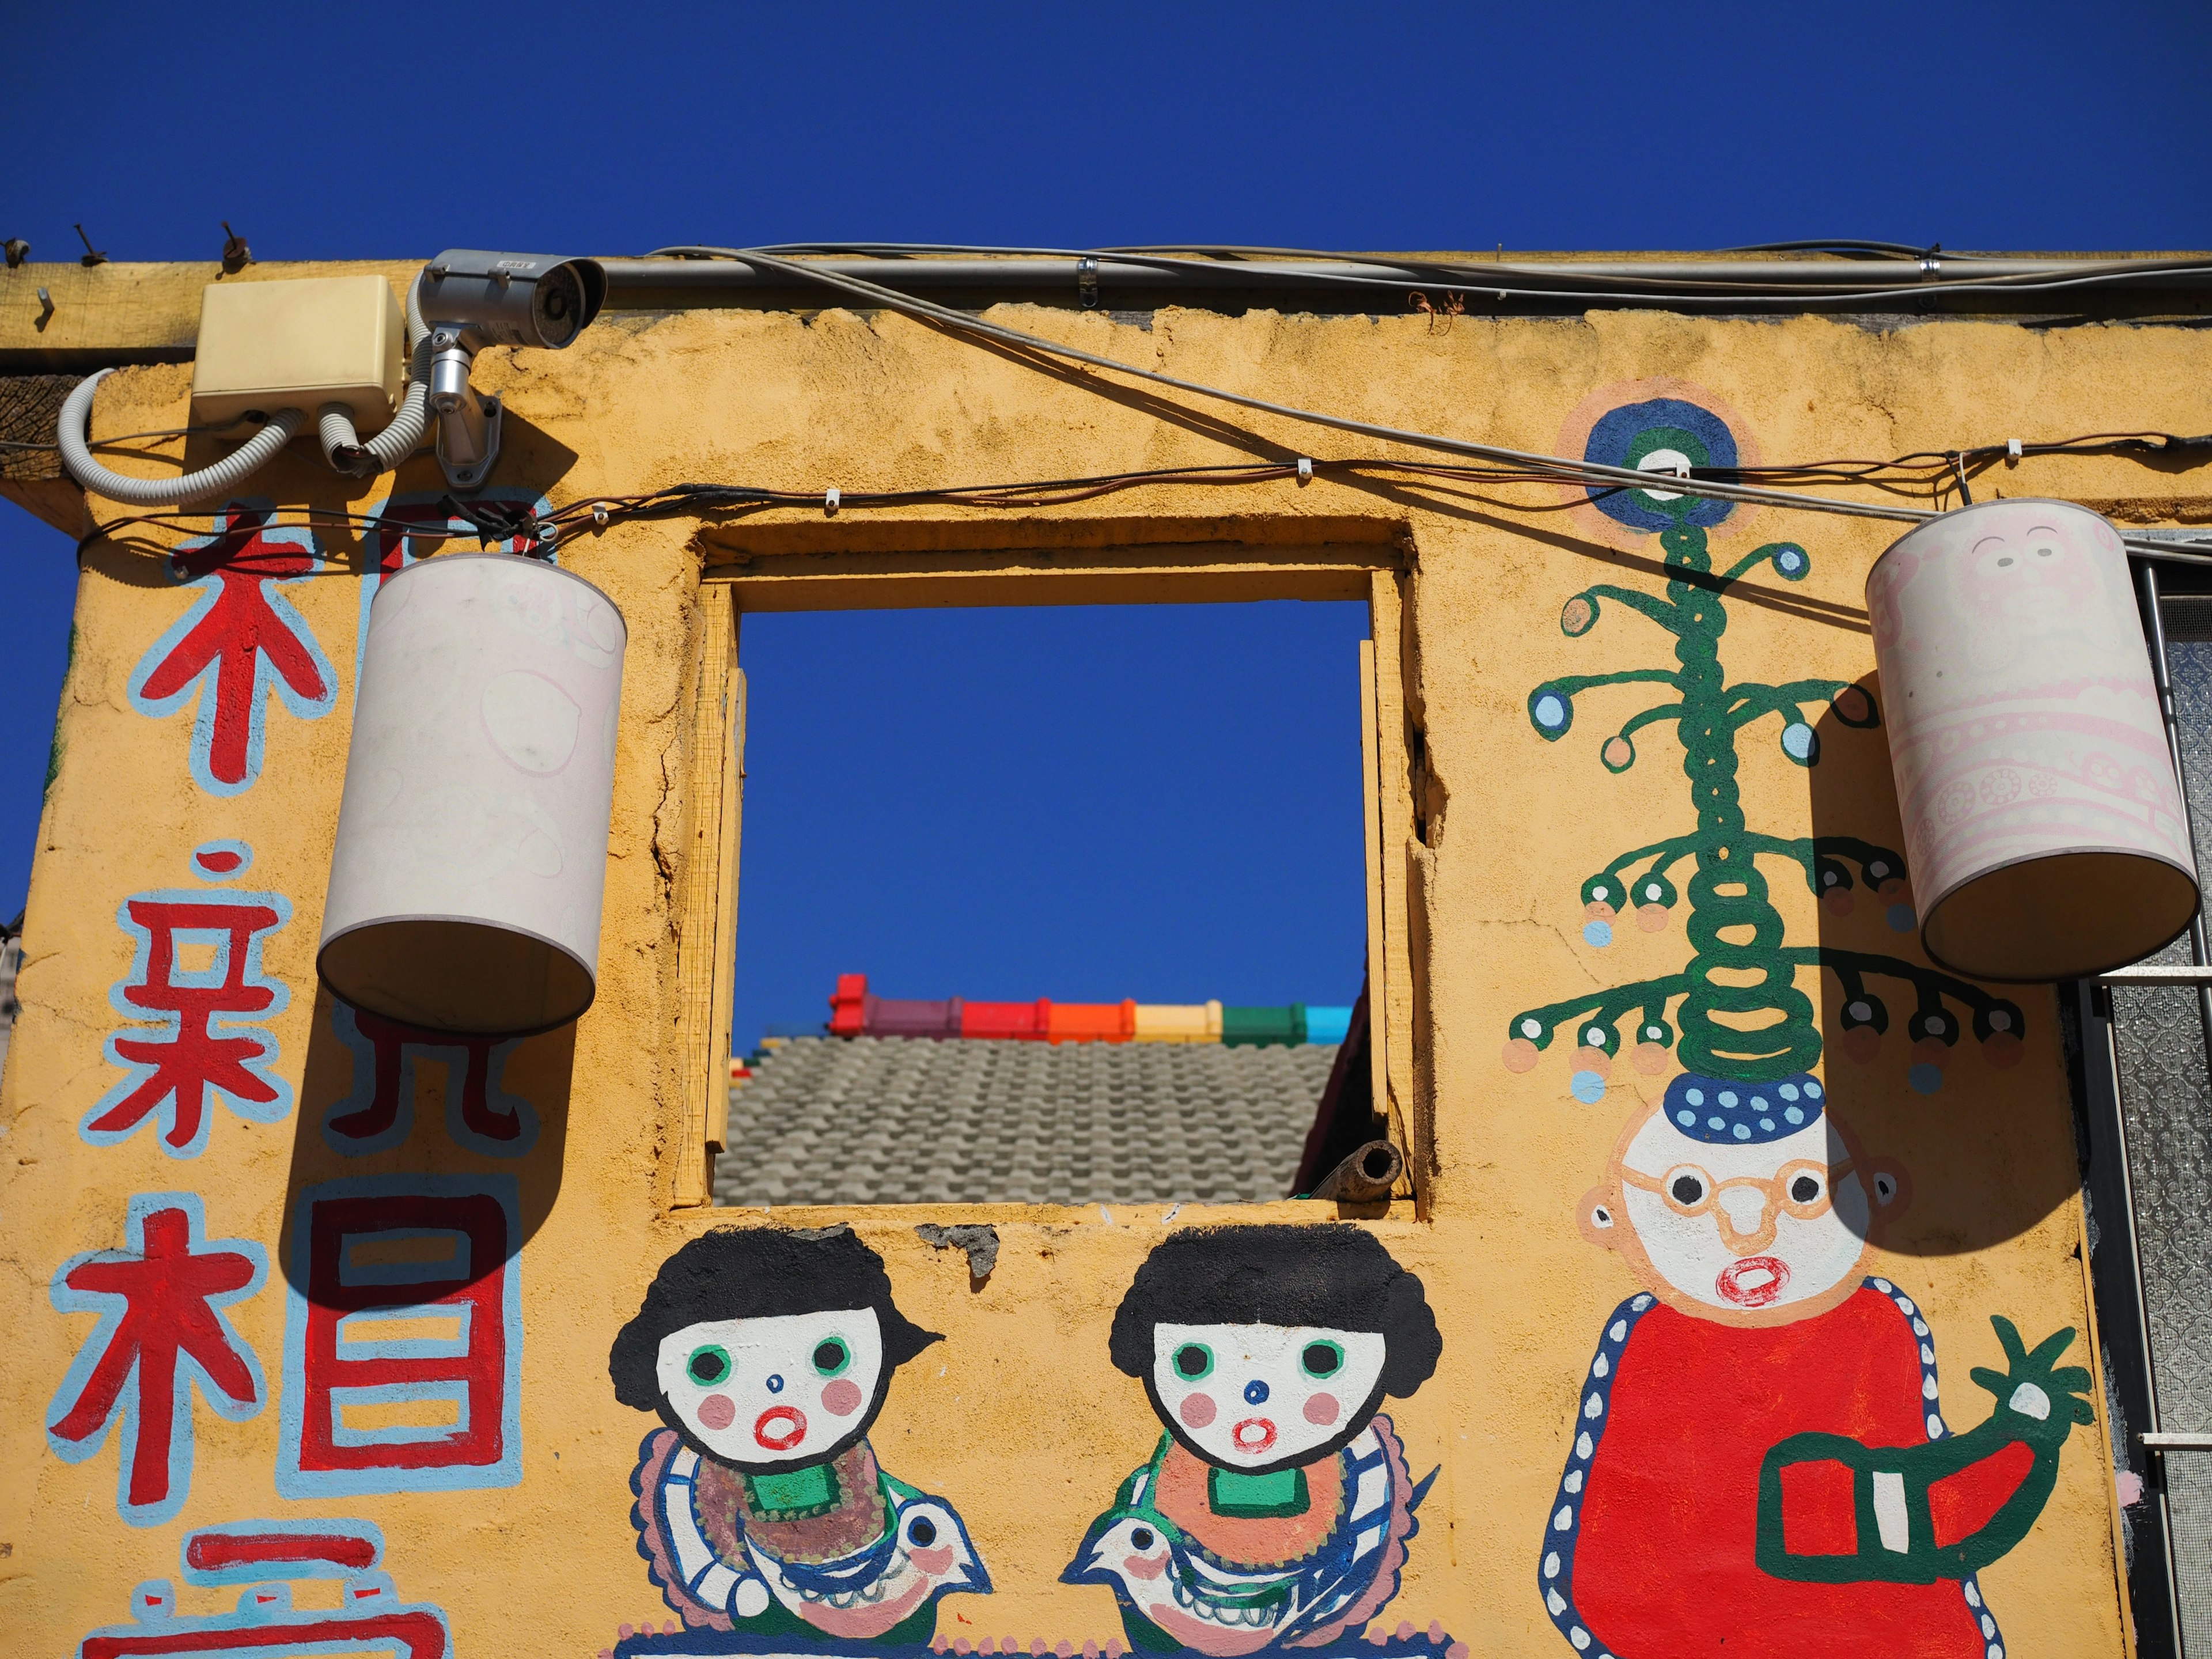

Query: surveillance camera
[[415, 251, 608, 493], [421, 250, 607, 350]]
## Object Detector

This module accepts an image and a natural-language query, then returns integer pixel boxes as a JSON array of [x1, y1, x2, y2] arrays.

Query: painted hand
[[1756, 1316, 2091, 1585], [1969, 1317, 2094, 1450]]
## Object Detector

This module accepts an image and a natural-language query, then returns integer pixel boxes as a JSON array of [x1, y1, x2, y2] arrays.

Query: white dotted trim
[[1879, 1279, 2006, 1658], [1536, 1292, 1651, 1658], [1536, 1281, 2003, 1657]]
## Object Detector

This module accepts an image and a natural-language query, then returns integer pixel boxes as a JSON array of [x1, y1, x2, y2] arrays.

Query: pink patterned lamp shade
[[1867, 499, 2199, 982]]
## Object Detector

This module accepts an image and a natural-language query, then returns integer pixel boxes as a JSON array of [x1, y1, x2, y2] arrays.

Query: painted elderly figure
[[1540, 1073, 2093, 1657], [1065, 1225, 1442, 1655], [609, 1226, 990, 1646]]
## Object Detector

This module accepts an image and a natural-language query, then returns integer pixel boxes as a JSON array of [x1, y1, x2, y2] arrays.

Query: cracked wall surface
[[1, 294, 2205, 1657]]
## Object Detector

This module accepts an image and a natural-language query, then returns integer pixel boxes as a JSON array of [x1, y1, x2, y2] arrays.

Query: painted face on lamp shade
[[1613, 1112, 1883, 1319], [1150, 1321, 1387, 1472], [655, 1309, 885, 1469]]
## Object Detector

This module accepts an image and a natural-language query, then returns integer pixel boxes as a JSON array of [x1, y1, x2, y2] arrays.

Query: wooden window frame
[[666, 520, 1428, 1215]]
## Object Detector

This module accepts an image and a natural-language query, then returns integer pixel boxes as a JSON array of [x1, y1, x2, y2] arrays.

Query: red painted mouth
[[1717, 1256, 1790, 1308], [1231, 1418, 1278, 1455], [754, 1406, 808, 1450]]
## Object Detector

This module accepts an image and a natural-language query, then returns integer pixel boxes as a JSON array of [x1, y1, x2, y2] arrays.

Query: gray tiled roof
[[713, 1036, 1339, 1208]]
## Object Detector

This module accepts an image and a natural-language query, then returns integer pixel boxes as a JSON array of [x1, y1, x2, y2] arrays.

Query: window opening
[[709, 599, 1375, 1210]]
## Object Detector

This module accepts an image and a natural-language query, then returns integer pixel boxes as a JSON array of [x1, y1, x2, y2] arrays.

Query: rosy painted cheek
[[820, 1378, 864, 1417], [696, 1393, 736, 1431], [1302, 1392, 1340, 1426], [1178, 1392, 1218, 1429], [910, 1544, 954, 1575]]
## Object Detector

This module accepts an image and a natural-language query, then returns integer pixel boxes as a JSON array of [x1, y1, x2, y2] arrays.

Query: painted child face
[[656, 1308, 885, 1469], [1593, 1105, 1897, 1325], [1150, 1321, 1386, 1474]]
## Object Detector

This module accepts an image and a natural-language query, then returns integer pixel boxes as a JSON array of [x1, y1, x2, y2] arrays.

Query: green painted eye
[[687, 1344, 731, 1385], [812, 1338, 851, 1377], [1172, 1342, 1214, 1381], [1301, 1340, 1345, 1380]]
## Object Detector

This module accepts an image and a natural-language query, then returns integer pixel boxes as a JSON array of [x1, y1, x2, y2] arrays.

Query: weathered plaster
[[4, 290, 2205, 1655]]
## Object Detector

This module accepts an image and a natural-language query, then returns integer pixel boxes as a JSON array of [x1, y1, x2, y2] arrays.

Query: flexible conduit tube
[[352, 274, 433, 475], [306, 273, 432, 476], [317, 403, 365, 471], [58, 371, 303, 507]]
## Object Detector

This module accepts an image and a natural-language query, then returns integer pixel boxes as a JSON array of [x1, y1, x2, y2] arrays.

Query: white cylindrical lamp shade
[[319, 553, 627, 1035], [1866, 498, 2198, 982]]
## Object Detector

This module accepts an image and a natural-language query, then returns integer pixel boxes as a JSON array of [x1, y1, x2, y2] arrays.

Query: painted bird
[[632, 1429, 990, 1642], [751, 1483, 992, 1640], [1064, 1419, 1435, 1656]]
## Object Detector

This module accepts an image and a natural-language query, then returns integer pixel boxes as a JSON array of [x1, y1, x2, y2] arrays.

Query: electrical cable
[[2, 419, 264, 454], [654, 243, 2212, 309], [1717, 240, 1938, 259], [49, 247, 2209, 569], [642, 247, 2212, 550], [76, 452, 2212, 573], [1105, 240, 1953, 266]]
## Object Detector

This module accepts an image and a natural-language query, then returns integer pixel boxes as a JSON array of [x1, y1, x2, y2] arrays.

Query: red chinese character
[[48, 1195, 268, 1525], [128, 505, 336, 797], [88, 885, 294, 1160], [77, 1520, 452, 1658], [279, 1179, 521, 1496], [325, 1001, 533, 1153]]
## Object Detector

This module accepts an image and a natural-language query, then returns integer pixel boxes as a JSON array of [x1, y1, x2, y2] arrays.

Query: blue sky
[[5, 1, 2207, 1041]]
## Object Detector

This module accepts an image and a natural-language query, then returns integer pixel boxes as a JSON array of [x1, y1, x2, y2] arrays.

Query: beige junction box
[[189, 273, 404, 431]]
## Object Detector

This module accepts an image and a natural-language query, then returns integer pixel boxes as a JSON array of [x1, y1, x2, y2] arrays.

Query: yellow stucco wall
[[6, 287, 2209, 1659]]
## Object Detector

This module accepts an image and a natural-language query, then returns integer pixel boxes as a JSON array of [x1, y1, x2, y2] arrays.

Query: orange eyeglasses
[[1619, 1160, 1849, 1252]]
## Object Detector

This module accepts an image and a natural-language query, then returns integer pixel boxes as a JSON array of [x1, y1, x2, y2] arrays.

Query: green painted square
[[1209, 1465, 1309, 1518], [747, 1461, 839, 1518]]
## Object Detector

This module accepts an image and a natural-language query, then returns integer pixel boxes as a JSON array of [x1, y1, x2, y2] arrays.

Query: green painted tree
[[1502, 512, 2024, 1101]]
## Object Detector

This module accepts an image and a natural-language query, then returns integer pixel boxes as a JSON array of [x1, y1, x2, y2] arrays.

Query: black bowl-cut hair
[[609, 1225, 941, 1413], [1108, 1224, 1441, 1400]]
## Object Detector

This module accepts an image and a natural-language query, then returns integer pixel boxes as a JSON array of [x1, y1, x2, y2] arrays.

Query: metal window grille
[[2077, 541, 2212, 1658]]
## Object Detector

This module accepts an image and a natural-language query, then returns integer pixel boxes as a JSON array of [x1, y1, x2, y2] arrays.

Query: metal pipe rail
[[598, 253, 2212, 318]]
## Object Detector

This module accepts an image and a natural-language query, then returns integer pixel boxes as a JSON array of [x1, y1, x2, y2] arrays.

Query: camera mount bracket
[[429, 328, 501, 493]]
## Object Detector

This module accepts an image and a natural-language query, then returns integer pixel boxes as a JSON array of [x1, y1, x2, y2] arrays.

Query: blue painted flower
[[1584, 399, 1739, 533]]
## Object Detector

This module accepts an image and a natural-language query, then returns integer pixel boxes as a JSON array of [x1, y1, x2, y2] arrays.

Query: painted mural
[[17, 294, 2166, 1659], [73, 1518, 450, 1658], [321, 998, 539, 1157], [611, 1226, 990, 1651], [604, 1224, 1454, 1659], [1065, 1226, 1446, 1658], [278, 1173, 524, 1497], [126, 504, 335, 798], [1513, 394, 2093, 1656], [85, 840, 293, 1159], [47, 1192, 269, 1527]]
